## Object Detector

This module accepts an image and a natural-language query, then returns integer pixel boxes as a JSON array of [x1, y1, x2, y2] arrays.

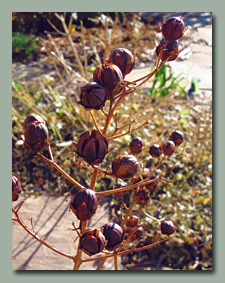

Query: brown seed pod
[[126, 215, 139, 228], [149, 144, 162, 158], [23, 113, 45, 129], [107, 48, 135, 78], [114, 182, 127, 198], [102, 222, 123, 250], [77, 130, 108, 164], [70, 189, 98, 221], [112, 154, 139, 180], [79, 228, 106, 256], [12, 173, 22, 201], [162, 141, 175, 156], [155, 38, 179, 62], [23, 114, 49, 153], [131, 227, 144, 240], [134, 188, 151, 206], [93, 63, 124, 100], [129, 137, 143, 155], [144, 175, 159, 192], [160, 220, 177, 236], [162, 16, 185, 40], [78, 82, 107, 110], [169, 130, 184, 146]]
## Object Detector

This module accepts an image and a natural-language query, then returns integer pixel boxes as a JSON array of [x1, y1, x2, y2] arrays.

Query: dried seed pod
[[12, 173, 22, 201], [134, 189, 151, 206], [93, 63, 123, 100], [129, 137, 143, 155], [162, 141, 175, 156], [144, 175, 159, 191], [77, 130, 108, 164], [155, 38, 179, 62], [102, 222, 123, 250], [127, 215, 139, 228], [131, 227, 144, 240], [160, 220, 177, 236], [162, 16, 185, 40], [79, 228, 106, 256], [23, 113, 45, 129], [78, 82, 106, 110], [70, 189, 98, 221], [149, 144, 162, 158], [169, 130, 184, 146], [23, 114, 49, 153], [107, 48, 135, 78], [112, 154, 139, 180], [114, 182, 127, 198]]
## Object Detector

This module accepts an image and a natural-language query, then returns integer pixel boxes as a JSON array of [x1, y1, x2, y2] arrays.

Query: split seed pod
[[12, 173, 22, 201], [155, 38, 179, 62], [70, 189, 98, 221], [134, 188, 151, 206], [77, 130, 108, 164], [126, 215, 139, 228], [23, 113, 49, 153], [93, 63, 124, 100], [78, 82, 107, 110], [79, 228, 106, 256]]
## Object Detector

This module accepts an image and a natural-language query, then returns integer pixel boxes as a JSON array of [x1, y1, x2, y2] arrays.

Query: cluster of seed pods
[[13, 14, 187, 261]]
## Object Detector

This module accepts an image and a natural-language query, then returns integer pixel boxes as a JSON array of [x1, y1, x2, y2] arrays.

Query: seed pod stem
[[89, 110, 101, 133], [12, 206, 75, 261], [121, 197, 136, 229], [114, 254, 118, 270], [108, 121, 148, 141], [37, 152, 85, 190]]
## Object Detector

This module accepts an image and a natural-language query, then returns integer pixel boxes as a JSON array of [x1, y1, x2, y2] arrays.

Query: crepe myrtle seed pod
[[134, 189, 151, 206], [129, 137, 143, 155], [93, 63, 124, 100], [155, 38, 179, 62], [112, 154, 139, 180], [131, 227, 144, 240], [162, 16, 185, 41], [79, 228, 106, 256], [114, 182, 127, 198], [169, 130, 184, 146], [78, 82, 107, 110], [70, 189, 98, 221], [77, 130, 108, 164], [23, 114, 49, 153], [23, 113, 45, 129], [102, 222, 123, 250], [12, 173, 22, 201], [107, 48, 135, 78], [144, 175, 159, 192], [127, 215, 139, 228], [160, 220, 177, 236], [149, 144, 162, 158], [162, 141, 175, 156], [131, 176, 142, 189]]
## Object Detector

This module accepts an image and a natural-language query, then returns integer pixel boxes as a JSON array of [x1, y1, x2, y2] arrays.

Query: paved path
[[12, 195, 125, 270]]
